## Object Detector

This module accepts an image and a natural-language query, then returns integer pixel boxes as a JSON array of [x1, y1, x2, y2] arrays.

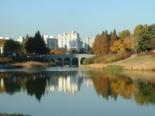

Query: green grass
[[115, 55, 155, 71], [82, 54, 130, 65], [118, 55, 155, 64]]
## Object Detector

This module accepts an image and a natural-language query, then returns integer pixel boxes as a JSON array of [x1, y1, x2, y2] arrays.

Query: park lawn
[[115, 55, 155, 71]]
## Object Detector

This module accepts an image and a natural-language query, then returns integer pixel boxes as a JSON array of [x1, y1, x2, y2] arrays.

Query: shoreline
[[81, 55, 155, 71], [81, 63, 155, 71], [0, 61, 50, 69]]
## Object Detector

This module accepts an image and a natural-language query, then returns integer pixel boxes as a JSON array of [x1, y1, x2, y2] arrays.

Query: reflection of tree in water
[[0, 72, 48, 101], [90, 70, 155, 105], [0, 71, 81, 101], [4, 78, 21, 94], [25, 77, 46, 101], [135, 81, 155, 105]]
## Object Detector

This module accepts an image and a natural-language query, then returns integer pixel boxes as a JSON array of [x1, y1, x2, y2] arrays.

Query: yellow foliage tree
[[111, 36, 137, 54], [0, 39, 6, 47]]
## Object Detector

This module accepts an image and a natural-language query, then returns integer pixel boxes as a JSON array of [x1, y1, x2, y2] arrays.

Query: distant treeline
[[93, 24, 155, 55]]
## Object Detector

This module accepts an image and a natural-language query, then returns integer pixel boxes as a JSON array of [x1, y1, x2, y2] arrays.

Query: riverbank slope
[[81, 55, 155, 71]]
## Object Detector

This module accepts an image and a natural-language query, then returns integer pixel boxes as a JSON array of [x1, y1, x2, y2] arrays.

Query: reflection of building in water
[[46, 77, 93, 94], [0, 78, 5, 93], [46, 71, 93, 94], [47, 76, 81, 94], [58, 76, 78, 94], [0, 78, 4, 88]]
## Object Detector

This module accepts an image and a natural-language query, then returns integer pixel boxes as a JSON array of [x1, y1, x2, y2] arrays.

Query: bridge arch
[[72, 57, 79, 66], [64, 57, 70, 65], [50, 58, 55, 62], [57, 58, 63, 65], [80, 57, 86, 65], [46, 54, 95, 66]]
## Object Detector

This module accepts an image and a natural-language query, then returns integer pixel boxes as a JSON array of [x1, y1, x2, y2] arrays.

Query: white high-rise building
[[44, 35, 58, 50], [57, 31, 81, 50]]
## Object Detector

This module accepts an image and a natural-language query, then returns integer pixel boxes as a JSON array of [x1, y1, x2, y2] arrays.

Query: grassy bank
[[81, 54, 155, 71], [114, 55, 155, 71]]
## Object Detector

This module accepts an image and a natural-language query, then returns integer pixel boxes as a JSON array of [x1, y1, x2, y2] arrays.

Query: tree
[[119, 29, 131, 40], [138, 34, 151, 52], [3, 39, 21, 56], [25, 31, 47, 54], [134, 24, 148, 37], [93, 30, 112, 55], [0, 39, 6, 47], [49, 49, 64, 55], [137, 24, 155, 52], [33, 31, 47, 54], [111, 36, 136, 54], [25, 36, 34, 54], [21, 35, 29, 54], [93, 32, 109, 55], [109, 30, 118, 53], [111, 40, 124, 54]]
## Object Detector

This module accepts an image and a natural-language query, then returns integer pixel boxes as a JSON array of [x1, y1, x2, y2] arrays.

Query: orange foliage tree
[[49, 49, 65, 55]]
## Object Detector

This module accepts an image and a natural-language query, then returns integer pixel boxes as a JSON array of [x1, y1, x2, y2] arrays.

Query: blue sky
[[0, 0, 155, 39]]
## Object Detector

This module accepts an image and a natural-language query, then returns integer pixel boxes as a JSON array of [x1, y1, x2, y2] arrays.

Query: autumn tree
[[49, 49, 65, 55], [111, 36, 136, 54], [134, 24, 148, 37], [93, 31, 110, 55], [109, 30, 118, 53], [0, 39, 6, 48]]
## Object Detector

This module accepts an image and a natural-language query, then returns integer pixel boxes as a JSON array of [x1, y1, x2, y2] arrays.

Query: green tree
[[138, 34, 151, 52], [137, 24, 155, 52], [3, 39, 21, 55], [25, 31, 47, 54], [25, 36, 34, 54]]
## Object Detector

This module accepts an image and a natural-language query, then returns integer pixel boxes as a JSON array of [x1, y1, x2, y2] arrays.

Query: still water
[[0, 67, 155, 116]]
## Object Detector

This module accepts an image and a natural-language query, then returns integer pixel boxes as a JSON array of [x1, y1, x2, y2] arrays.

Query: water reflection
[[0, 69, 155, 105], [0, 71, 92, 101], [90, 70, 155, 105]]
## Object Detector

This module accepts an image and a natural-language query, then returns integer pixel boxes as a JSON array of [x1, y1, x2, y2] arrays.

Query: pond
[[0, 67, 155, 116]]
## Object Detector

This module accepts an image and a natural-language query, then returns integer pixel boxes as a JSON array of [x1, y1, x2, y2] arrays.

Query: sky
[[0, 0, 155, 39]]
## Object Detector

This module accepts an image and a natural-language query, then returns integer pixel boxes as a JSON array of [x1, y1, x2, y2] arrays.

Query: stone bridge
[[46, 54, 95, 66]]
